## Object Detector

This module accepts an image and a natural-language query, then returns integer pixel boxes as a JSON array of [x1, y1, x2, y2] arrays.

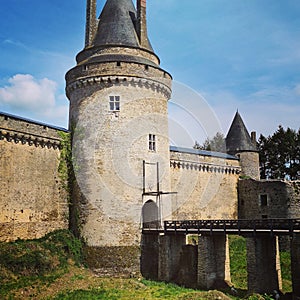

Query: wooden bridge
[[142, 218, 300, 236], [142, 218, 300, 296]]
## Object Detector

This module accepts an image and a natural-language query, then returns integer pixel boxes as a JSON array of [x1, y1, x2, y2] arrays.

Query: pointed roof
[[93, 0, 153, 52], [226, 111, 257, 155]]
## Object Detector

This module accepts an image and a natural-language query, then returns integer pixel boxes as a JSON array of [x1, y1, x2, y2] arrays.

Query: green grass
[[229, 235, 247, 290], [52, 280, 230, 300], [0, 230, 83, 298], [280, 251, 292, 292]]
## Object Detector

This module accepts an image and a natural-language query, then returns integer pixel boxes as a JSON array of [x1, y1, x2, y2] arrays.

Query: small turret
[[136, 0, 150, 48], [226, 111, 260, 179], [85, 0, 97, 48]]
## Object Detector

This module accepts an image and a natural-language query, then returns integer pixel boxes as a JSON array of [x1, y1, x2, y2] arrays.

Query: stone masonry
[[0, 112, 69, 242]]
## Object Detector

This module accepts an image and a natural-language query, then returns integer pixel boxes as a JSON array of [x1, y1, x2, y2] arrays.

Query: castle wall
[[238, 179, 300, 219], [0, 113, 69, 242], [170, 149, 240, 220]]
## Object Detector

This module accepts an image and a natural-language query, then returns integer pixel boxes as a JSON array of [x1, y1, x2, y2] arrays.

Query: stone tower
[[226, 111, 260, 179], [65, 0, 172, 274]]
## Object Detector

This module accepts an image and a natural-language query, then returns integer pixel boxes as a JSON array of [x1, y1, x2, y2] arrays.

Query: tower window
[[259, 194, 268, 207], [149, 134, 156, 151], [109, 96, 120, 111]]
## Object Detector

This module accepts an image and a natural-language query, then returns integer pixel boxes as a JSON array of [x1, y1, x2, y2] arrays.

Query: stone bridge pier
[[246, 236, 282, 294], [291, 234, 300, 300], [197, 235, 231, 289], [141, 233, 231, 289], [141, 231, 300, 297]]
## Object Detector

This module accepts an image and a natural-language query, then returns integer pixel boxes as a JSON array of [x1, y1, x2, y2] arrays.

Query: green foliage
[[41, 229, 83, 266], [194, 132, 226, 153], [57, 131, 72, 194], [258, 125, 300, 180]]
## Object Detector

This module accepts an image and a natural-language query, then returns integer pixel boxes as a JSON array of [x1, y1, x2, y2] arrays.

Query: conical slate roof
[[226, 111, 257, 155], [93, 0, 153, 52]]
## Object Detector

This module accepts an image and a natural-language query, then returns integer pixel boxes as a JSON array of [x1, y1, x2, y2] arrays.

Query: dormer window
[[109, 96, 120, 111]]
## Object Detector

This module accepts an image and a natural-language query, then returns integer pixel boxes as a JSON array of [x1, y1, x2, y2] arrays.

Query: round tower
[[226, 111, 260, 180], [65, 0, 172, 275]]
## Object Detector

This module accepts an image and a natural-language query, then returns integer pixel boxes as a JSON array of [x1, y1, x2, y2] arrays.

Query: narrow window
[[109, 96, 120, 111], [149, 134, 156, 151], [260, 194, 268, 207]]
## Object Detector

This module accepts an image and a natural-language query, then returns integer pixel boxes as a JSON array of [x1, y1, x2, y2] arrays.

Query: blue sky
[[0, 0, 299, 147]]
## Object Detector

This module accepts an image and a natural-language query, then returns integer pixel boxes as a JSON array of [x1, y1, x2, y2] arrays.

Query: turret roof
[[93, 0, 153, 52], [226, 111, 257, 154]]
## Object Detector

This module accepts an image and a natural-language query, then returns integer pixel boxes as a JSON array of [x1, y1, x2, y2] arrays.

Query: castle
[[1, 0, 300, 296]]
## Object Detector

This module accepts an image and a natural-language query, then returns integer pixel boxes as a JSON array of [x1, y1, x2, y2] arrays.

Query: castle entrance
[[142, 200, 159, 228]]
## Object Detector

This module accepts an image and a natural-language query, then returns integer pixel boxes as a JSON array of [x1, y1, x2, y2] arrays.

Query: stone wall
[[238, 179, 300, 219], [0, 113, 69, 242], [170, 149, 240, 220], [197, 235, 231, 290], [246, 236, 282, 293], [238, 151, 260, 180]]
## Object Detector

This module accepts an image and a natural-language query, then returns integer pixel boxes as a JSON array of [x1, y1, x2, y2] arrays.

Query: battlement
[[66, 60, 171, 99], [0, 111, 67, 149], [170, 146, 241, 175]]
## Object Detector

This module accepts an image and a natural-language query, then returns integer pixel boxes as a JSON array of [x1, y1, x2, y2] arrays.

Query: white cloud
[[0, 74, 68, 127], [0, 74, 56, 109]]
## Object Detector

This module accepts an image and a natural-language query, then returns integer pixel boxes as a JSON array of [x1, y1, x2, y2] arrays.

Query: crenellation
[[66, 75, 171, 100], [0, 128, 62, 149], [170, 158, 241, 175]]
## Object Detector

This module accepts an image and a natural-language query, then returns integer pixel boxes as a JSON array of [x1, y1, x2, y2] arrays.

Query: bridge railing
[[163, 219, 300, 235]]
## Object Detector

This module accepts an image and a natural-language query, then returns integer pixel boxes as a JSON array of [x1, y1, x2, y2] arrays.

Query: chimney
[[251, 131, 257, 147], [137, 0, 148, 48], [85, 0, 97, 48]]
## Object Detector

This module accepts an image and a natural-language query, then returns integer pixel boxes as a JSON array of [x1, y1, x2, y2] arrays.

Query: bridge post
[[158, 235, 186, 282], [197, 235, 231, 289], [141, 234, 159, 280], [246, 236, 282, 294], [291, 233, 300, 299]]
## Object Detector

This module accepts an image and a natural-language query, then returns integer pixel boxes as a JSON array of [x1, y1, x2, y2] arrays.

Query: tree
[[194, 132, 226, 153], [258, 126, 300, 180]]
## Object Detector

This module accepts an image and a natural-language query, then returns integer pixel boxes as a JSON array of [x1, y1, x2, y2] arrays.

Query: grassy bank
[[0, 231, 292, 299]]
